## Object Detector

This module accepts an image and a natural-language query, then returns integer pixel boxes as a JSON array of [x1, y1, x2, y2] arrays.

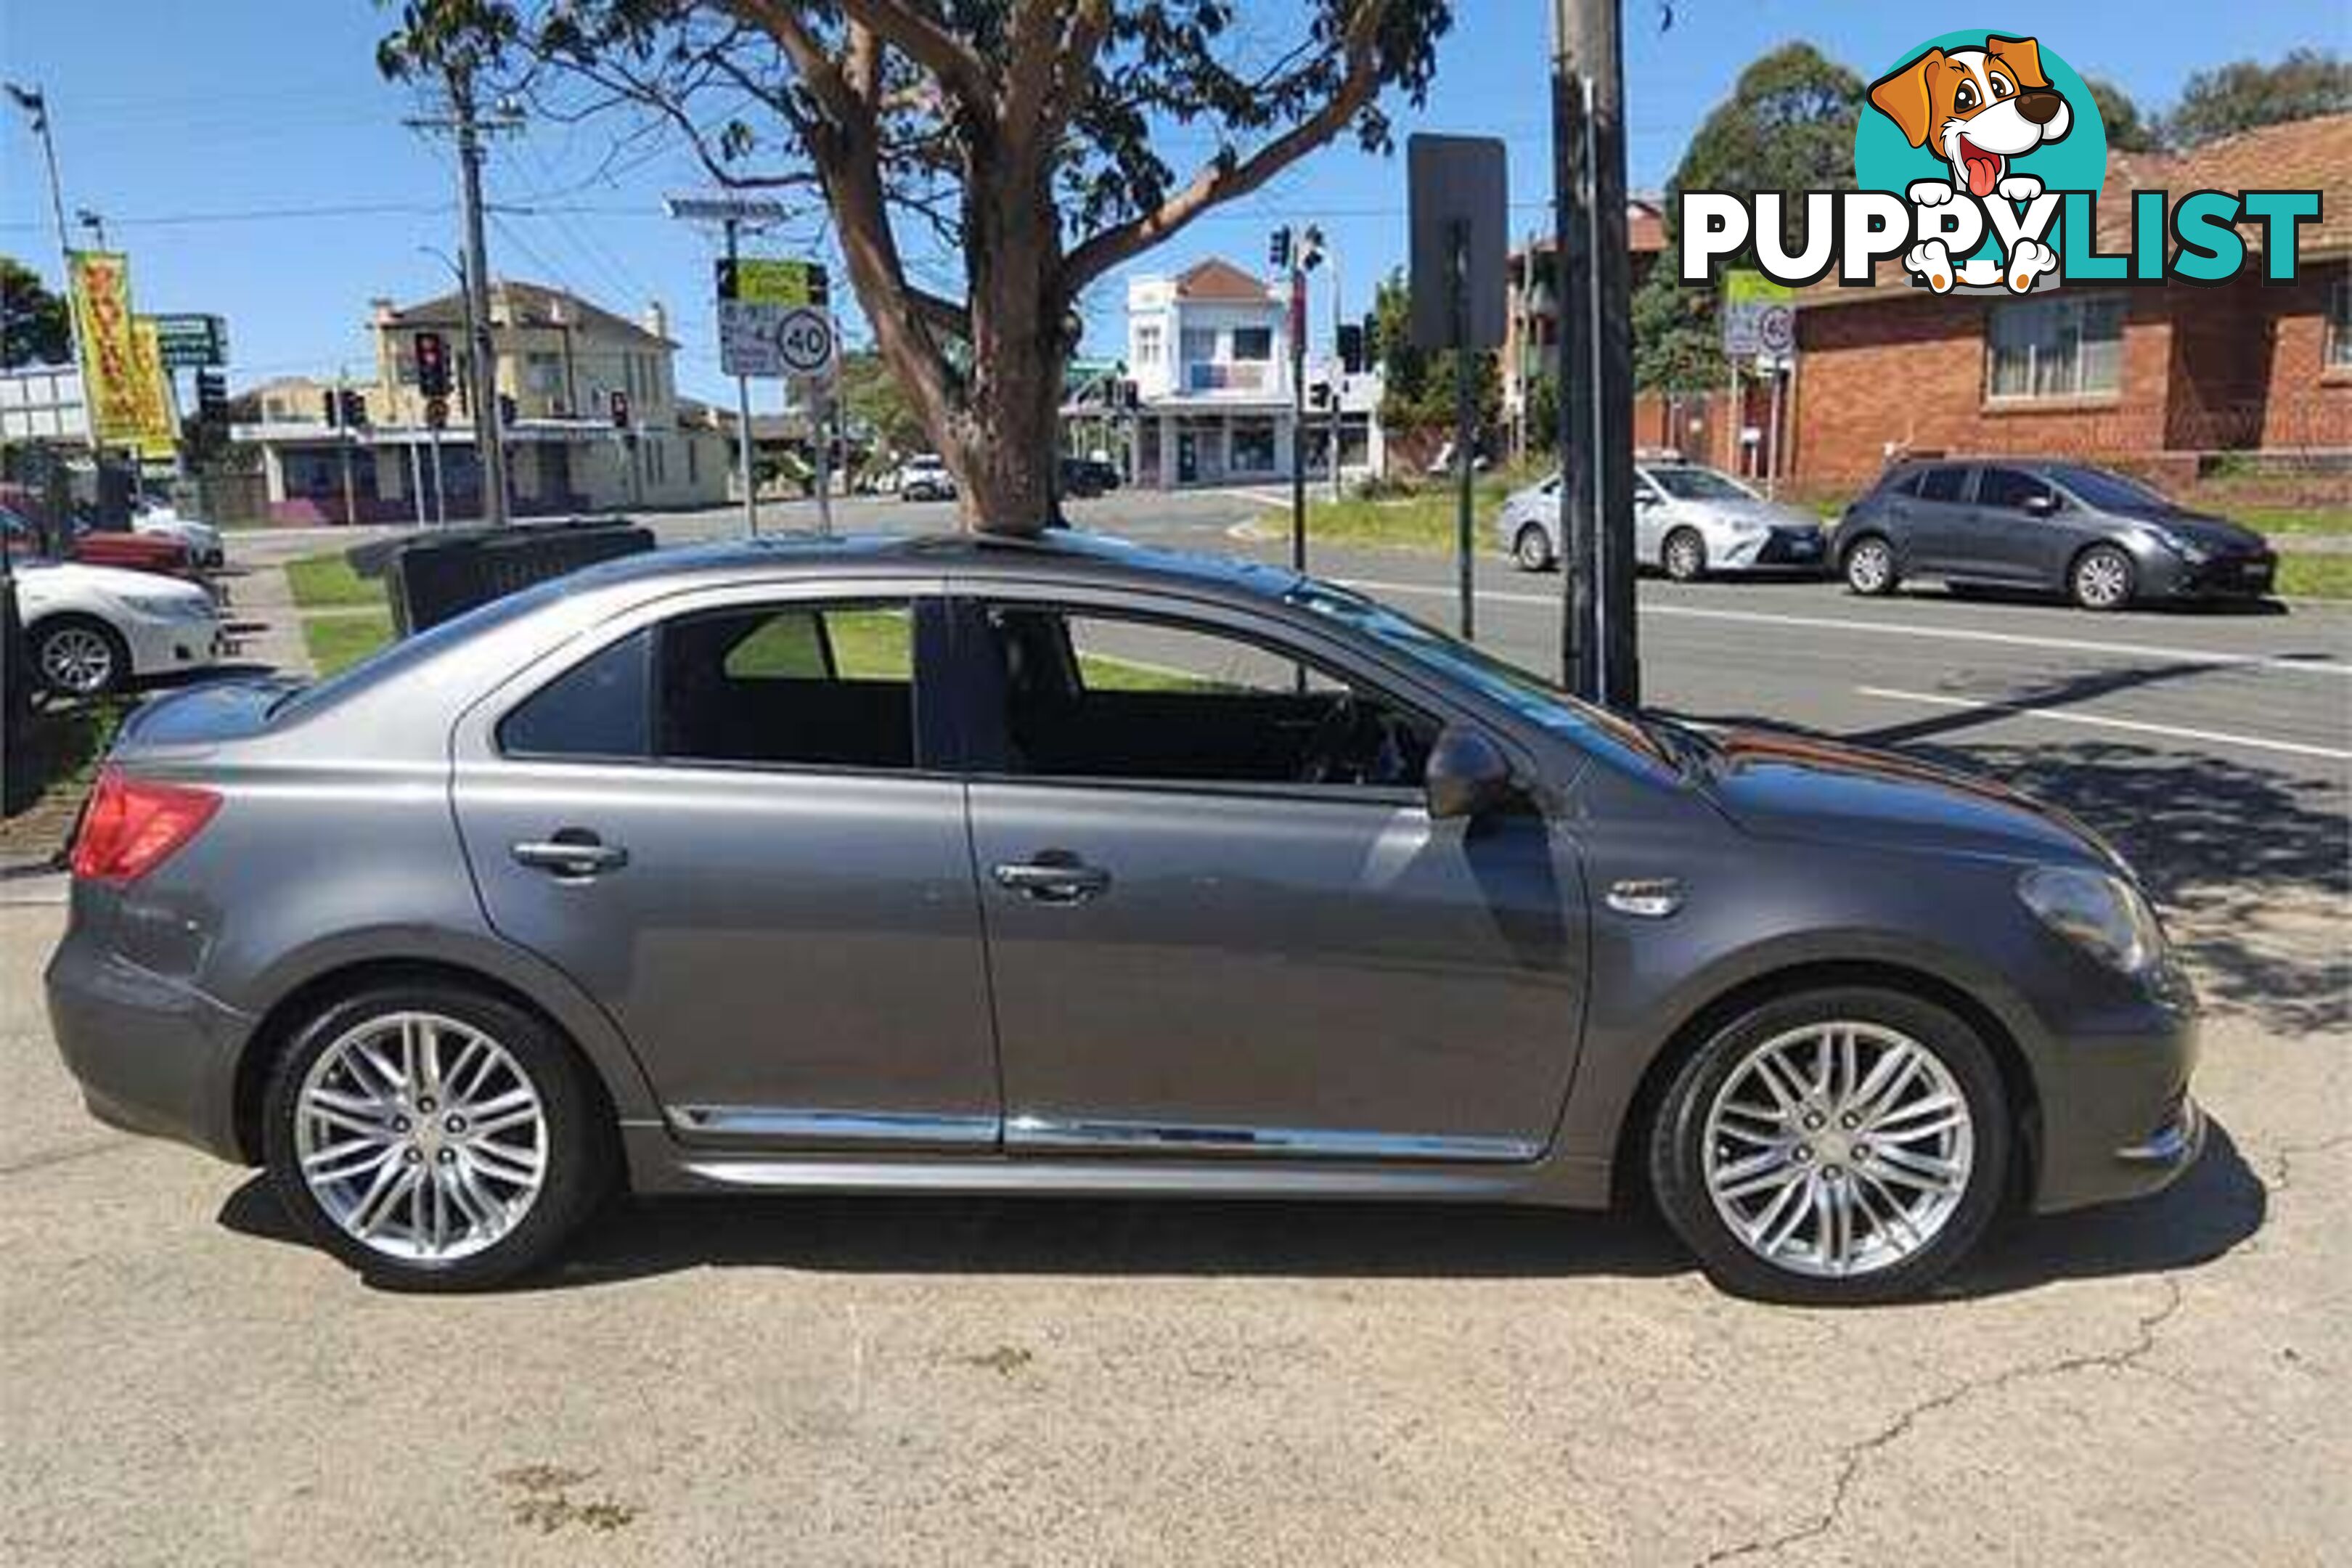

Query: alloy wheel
[[2073, 547, 2133, 611], [38, 625, 117, 695], [1845, 539, 1894, 595], [1515, 525, 1553, 572], [1701, 1021, 1975, 1279], [1664, 531, 1706, 581], [293, 1010, 548, 1262]]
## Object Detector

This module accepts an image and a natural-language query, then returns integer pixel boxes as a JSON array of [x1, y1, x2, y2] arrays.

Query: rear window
[[499, 629, 653, 759], [658, 601, 916, 770]]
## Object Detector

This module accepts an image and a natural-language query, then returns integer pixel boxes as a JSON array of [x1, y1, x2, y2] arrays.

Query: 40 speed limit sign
[[718, 301, 839, 382]]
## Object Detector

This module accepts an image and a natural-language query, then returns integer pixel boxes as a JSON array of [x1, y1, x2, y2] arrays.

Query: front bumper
[[2030, 968, 2204, 1212], [1717, 527, 1829, 573], [2150, 550, 2277, 601], [46, 918, 255, 1163]]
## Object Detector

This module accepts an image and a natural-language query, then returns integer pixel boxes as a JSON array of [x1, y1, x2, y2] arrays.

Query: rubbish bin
[[359, 517, 656, 635]]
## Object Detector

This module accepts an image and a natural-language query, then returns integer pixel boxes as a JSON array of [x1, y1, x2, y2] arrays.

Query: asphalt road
[[3, 494, 2340, 1563]]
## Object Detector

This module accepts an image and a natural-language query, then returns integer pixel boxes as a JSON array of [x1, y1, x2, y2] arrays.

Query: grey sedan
[[1836, 460, 2277, 611], [1499, 464, 1829, 579], [48, 534, 2201, 1302]]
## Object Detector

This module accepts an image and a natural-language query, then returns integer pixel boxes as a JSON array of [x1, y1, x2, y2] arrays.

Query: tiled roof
[[1802, 112, 2350, 303], [381, 279, 675, 345], [1174, 258, 1273, 302]]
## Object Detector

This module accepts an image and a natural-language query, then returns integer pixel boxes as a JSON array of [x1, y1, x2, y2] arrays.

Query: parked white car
[[13, 560, 226, 697], [1497, 462, 1827, 579], [896, 455, 957, 502], [131, 499, 226, 568]]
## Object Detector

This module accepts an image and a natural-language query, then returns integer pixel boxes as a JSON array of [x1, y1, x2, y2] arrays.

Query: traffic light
[[608, 388, 630, 430], [195, 369, 228, 428], [1308, 380, 1332, 411], [804, 264, 830, 307], [412, 331, 450, 399], [1336, 322, 1366, 375], [1269, 226, 1291, 271], [338, 388, 369, 429]]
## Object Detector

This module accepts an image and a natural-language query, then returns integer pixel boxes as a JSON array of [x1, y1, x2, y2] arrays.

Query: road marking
[[1332, 577, 2351, 679], [1855, 687, 2352, 761]]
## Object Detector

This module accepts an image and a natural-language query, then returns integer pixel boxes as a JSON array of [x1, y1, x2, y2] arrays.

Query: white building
[[1124, 258, 1381, 489]]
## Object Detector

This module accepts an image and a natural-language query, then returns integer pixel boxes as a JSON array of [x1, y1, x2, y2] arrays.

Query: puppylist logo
[[1680, 28, 2324, 295]]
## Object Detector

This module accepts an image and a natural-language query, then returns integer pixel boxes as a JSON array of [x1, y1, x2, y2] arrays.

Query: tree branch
[[1062, 0, 1393, 291], [836, 0, 993, 111]]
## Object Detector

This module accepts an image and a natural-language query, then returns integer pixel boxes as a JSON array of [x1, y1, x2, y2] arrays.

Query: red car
[[2, 508, 197, 580]]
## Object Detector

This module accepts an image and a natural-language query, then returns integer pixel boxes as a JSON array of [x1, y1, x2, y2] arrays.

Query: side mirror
[[1425, 724, 1516, 820], [2023, 491, 2059, 517], [1634, 491, 1660, 507]]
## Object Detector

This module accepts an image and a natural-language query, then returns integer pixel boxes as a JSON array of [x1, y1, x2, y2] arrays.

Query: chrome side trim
[[1004, 1115, 1539, 1164], [667, 1106, 1000, 1146]]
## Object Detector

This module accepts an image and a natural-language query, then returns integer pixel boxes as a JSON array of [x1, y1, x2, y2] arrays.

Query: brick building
[[1787, 115, 2351, 500]]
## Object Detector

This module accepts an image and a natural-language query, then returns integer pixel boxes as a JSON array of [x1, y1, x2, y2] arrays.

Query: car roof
[[567, 528, 1306, 604]]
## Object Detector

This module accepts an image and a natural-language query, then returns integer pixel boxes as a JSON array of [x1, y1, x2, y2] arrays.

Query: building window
[[2327, 272, 2352, 373], [1135, 323, 1163, 365], [1230, 326, 1273, 362], [1230, 420, 1277, 472], [1986, 295, 2123, 400], [524, 352, 563, 396]]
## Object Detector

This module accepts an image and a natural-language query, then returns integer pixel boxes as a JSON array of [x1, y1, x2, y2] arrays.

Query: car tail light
[[70, 766, 220, 884]]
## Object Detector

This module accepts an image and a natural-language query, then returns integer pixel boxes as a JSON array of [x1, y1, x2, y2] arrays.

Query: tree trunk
[[947, 141, 1063, 536]]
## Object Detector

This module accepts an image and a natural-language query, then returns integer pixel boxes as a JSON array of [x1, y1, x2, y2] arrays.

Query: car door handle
[[512, 834, 629, 878], [993, 857, 1111, 904]]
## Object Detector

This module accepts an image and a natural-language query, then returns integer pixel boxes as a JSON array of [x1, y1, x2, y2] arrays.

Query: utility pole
[[1328, 242, 1345, 502], [450, 68, 508, 528], [726, 216, 757, 535], [1551, 0, 1640, 709]]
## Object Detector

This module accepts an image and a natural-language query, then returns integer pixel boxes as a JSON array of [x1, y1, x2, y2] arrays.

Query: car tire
[[1646, 986, 2011, 1305], [1513, 523, 1556, 573], [262, 981, 613, 1291], [1842, 535, 1898, 597], [2069, 544, 2136, 611], [1662, 528, 1708, 582], [30, 615, 128, 698]]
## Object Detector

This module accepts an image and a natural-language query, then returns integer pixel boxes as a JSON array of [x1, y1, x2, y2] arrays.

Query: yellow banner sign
[[69, 251, 177, 457]]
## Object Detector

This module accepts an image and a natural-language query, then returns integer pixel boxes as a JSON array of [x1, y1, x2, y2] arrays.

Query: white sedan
[[131, 499, 226, 568], [14, 560, 227, 697], [1497, 463, 1829, 579]]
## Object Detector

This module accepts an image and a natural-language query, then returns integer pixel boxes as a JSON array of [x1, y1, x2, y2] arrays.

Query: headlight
[[2019, 865, 2167, 974], [2146, 527, 2209, 564], [119, 593, 211, 619]]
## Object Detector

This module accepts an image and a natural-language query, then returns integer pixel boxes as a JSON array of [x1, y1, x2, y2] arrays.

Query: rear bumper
[[2030, 971, 2204, 1213], [121, 611, 228, 679], [45, 921, 254, 1163]]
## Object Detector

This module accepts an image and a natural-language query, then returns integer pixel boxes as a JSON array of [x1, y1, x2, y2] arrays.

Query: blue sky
[[0, 1, 2332, 406]]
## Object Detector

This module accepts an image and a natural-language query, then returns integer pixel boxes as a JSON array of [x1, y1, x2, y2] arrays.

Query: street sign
[[718, 302, 838, 381], [1720, 269, 1794, 359], [151, 313, 227, 369], [1405, 134, 1508, 350], [716, 258, 830, 307], [663, 194, 791, 225]]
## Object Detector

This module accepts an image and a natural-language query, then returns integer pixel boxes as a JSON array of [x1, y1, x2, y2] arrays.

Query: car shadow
[[213, 1118, 2264, 1299]]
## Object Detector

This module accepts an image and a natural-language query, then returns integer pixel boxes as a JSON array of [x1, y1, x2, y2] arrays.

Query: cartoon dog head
[[1869, 36, 2073, 198]]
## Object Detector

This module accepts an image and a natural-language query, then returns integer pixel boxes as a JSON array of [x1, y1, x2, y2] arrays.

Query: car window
[[1978, 467, 2057, 513], [658, 600, 916, 769], [976, 604, 1434, 791], [1648, 467, 1757, 502], [499, 629, 653, 759], [1915, 466, 1968, 503]]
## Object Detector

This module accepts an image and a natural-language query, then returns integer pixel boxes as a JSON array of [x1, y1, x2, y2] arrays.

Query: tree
[[1368, 267, 1497, 436], [2166, 49, 2351, 147], [380, 1, 1452, 534], [2080, 75, 2158, 153], [837, 348, 926, 457], [1, 257, 70, 369], [1631, 42, 1862, 395]]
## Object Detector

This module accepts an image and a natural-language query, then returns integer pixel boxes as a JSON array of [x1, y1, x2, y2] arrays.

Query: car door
[[953, 586, 1590, 1161], [1900, 463, 1977, 576], [1631, 471, 1670, 563], [449, 581, 1003, 1151], [1973, 465, 2073, 588]]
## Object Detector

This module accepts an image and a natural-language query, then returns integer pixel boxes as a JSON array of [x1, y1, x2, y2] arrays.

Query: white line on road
[[1855, 687, 2352, 761], [1334, 577, 2351, 679]]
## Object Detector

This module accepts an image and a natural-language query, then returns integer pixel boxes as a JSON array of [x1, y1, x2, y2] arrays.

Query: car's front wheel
[[1842, 535, 1898, 597], [1647, 987, 2010, 1304], [1513, 523, 1555, 573], [263, 982, 612, 1290], [2070, 544, 2137, 611], [32, 616, 127, 697]]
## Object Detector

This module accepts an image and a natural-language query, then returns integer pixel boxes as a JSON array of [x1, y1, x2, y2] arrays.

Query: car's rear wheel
[[1647, 987, 2010, 1304], [2070, 544, 2136, 611], [32, 616, 126, 697], [1843, 536, 1898, 597], [1513, 523, 1555, 573], [1662, 528, 1708, 582], [262, 982, 611, 1290]]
